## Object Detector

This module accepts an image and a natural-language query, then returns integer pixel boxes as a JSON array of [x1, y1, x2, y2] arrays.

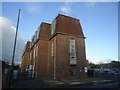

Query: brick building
[[21, 41, 31, 70], [21, 14, 88, 80]]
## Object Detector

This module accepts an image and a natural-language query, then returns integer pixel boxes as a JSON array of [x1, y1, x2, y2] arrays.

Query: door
[[70, 65, 77, 79]]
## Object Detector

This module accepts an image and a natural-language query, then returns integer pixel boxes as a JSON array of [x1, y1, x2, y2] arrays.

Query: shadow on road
[[9, 71, 53, 88], [4, 69, 120, 89]]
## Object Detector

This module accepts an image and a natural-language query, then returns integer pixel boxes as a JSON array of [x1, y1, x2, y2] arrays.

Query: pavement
[[41, 77, 116, 87], [9, 75, 52, 88], [9, 77, 120, 88], [8, 72, 120, 88]]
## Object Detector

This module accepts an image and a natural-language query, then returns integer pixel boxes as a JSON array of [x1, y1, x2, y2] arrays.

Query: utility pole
[[9, 9, 21, 87], [12, 9, 21, 66]]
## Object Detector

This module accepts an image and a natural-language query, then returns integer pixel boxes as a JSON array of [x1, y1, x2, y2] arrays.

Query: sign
[[29, 65, 32, 70], [84, 67, 88, 72], [70, 59, 77, 65]]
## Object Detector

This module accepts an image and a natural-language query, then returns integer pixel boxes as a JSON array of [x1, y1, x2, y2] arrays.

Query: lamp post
[[12, 9, 21, 66], [9, 9, 21, 87]]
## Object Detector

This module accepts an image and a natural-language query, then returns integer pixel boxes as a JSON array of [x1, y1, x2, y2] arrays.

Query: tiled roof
[[55, 14, 84, 37]]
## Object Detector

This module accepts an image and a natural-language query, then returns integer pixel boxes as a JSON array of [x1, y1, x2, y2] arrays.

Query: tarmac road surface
[[76, 81, 120, 88], [10, 78, 120, 88], [8, 71, 120, 89]]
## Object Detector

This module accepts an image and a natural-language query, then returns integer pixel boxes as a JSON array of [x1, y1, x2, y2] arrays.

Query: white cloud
[[25, 3, 42, 14], [60, 2, 71, 14], [0, 17, 26, 63]]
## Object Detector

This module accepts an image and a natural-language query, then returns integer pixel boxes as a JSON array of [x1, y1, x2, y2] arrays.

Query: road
[[77, 82, 120, 88], [10, 78, 120, 88], [11, 79, 52, 88], [8, 71, 120, 89]]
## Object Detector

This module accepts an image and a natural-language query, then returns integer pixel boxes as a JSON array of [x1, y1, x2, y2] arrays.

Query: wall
[[21, 52, 29, 70], [21, 14, 88, 80], [53, 34, 87, 80], [36, 40, 49, 78], [56, 14, 84, 37]]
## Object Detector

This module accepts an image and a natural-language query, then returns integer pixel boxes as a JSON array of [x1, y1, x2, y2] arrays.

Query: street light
[[9, 9, 21, 87], [12, 9, 21, 66]]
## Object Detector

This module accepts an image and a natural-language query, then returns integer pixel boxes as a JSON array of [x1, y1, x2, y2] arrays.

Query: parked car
[[114, 71, 120, 75], [104, 69, 120, 75], [94, 69, 104, 73]]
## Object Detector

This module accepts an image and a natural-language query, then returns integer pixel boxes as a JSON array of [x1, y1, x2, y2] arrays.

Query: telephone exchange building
[[21, 14, 88, 80]]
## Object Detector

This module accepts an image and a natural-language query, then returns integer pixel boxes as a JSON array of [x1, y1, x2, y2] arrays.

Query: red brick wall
[[21, 41, 31, 70], [39, 23, 51, 39], [55, 14, 84, 37], [22, 14, 87, 80], [52, 34, 87, 80], [48, 39, 54, 78], [36, 40, 49, 77], [21, 52, 29, 70]]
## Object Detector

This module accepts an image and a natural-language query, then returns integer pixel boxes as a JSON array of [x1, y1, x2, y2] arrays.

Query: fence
[[2, 68, 11, 88], [89, 69, 120, 81]]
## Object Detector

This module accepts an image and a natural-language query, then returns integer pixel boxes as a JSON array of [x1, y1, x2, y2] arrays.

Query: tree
[[89, 63, 101, 69], [109, 61, 120, 69]]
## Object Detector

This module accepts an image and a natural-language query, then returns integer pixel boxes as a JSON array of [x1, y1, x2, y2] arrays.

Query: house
[[21, 14, 88, 80]]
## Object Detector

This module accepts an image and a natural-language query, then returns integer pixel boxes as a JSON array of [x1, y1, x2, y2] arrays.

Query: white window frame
[[35, 31, 37, 41], [36, 30, 39, 39], [51, 20, 56, 35], [69, 39, 76, 65], [33, 47, 36, 59], [32, 35, 35, 46], [51, 42, 53, 56], [34, 35, 36, 43], [36, 45, 38, 57]]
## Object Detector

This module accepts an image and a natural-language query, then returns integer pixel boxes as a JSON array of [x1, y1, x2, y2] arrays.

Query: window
[[36, 45, 38, 57], [84, 67, 88, 72], [51, 42, 53, 56], [36, 30, 39, 39], [35, 31, 37, 40], [69, 39, 76, 65], [31, 35, 34, 46], [33, 48, 35, 59], [51, 20, 56, 35], [34, 35, 36, 43], [36, 27, 40, 39]]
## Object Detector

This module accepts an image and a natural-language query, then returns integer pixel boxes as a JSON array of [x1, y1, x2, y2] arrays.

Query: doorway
[[70, 65, 77, 79]]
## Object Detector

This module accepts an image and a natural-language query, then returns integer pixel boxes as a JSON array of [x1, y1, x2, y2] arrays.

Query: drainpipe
[[53, 58, 56, 80], [53, 37, 56, 80]]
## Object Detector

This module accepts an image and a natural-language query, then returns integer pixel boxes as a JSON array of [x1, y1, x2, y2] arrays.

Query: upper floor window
[[51, 20, 56, 35], [33, 47, 36, 59], [36, 45, 38, 57], [51, 41, 54, 56], [69, 39, 76, 64], [36, 26, 40, 39], [36, 31, 39, 39]]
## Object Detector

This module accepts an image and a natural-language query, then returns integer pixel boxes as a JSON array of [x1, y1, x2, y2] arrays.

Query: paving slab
[[42, 78, 115, 87]]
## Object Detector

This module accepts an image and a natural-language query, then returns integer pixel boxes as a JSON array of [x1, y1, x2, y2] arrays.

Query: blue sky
[[2, 2, 118, 64]]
